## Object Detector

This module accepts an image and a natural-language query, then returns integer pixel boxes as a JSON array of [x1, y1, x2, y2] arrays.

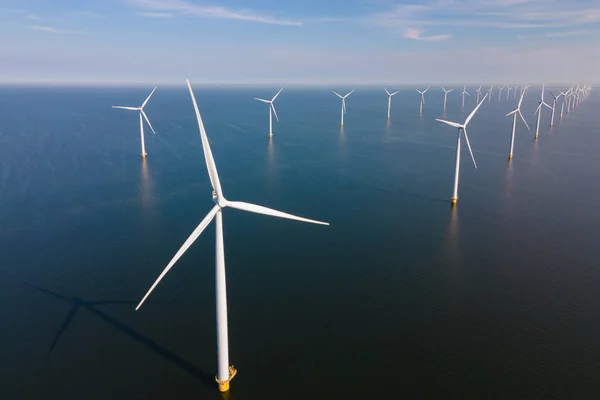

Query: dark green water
[[1, 86, 599, 399]]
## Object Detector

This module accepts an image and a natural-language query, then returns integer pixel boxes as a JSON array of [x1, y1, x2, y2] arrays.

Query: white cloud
[[124, 0, 303, 26], [30, 25, 89, 35], [26, 14, 42, 21], [403, 28, 452, 41], [135, 12, 173, 18]]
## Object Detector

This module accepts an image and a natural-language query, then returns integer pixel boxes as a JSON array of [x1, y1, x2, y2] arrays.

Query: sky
[[1, 0, 599, 85]]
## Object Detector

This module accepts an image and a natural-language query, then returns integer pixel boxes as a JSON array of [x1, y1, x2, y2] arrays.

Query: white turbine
[[436, 93, 488, 205], [384, 88, 400, 119], [416, 87, 429, 115], [498, 86, 505, 101], [487, 85, 494, 103], [559, 90, 568, 120], [549, 91, 562, 127], [136, 80, 329, 393], [442, 87, 454, 111], [534, 84, 552, 140], [475, 85, 483, 103], [333, 89, 354, 127], [112, 87, 157, 158], [506, 86, 512, 99], [506, 88, 530, 160], [460, 85, 470, 108], [255, 88, 283, 138]]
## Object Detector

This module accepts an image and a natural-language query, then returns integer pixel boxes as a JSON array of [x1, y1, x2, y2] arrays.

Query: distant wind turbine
[[498, 86, 505, 101], [333, 89, 354, 126], [534, 84, 552, 140], [417, 87, 429, 115], [487, 85, 494, 103], [255, 88, 283, 138], [436, 93, 488, 205], [460, 85, 470, 108], [442, 87, 453, 111], [136, 80, 329, 393], [475, 85, 483, 103], [559, 90, 568, 120], [506, 86, 512, 99], [384, 88, 400, 119], [549, 92, 562, 127], [506, 88, 530, 160], [112, 87, 157, 158]]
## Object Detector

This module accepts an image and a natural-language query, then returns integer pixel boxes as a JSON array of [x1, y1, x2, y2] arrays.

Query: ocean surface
[[1, 85, 599, 399]]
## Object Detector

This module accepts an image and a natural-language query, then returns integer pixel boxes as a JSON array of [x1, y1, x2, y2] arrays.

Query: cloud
[[368, 0, 600, 34], [26, 14, 42, 21], [403, 28, 452, 41], [30, 25, 89, 35], [135, 12, 172, 18], [123, 0, 302, 26]]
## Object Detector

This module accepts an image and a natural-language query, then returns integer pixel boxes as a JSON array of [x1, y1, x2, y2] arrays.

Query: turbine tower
[[112, 87, 157, 158], [506, 89, 530, 160], [136, 80, 329, 393], [255, 88, 283, 138], [417, 87, 429, 115], [460, 85, 470, 108], [442, 87, 453, 111], [384, 88, 400, 119], [333, 89, 354, 127], [534, 84, 552, 140], [549, 92, 562, 127], [436, 93, 488, 205]]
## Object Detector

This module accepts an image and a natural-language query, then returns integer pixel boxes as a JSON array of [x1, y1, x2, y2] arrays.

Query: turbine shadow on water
[[26, 283, 215, 388]]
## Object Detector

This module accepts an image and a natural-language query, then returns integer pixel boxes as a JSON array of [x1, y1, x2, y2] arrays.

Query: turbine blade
[[519, 110, 530, 130], [186, 80, 223, 198], [435, 119, 462, 129], [255, 98, 270, 103], [391, 91, 399, 96], [506, 109, 518, 117], [534, 103, 542, 115], [333, 91, 343, 99], [271, 103, 279, 122], [112, 106, 139, 111], [227, 201, 329, 226], [384, 88, 391, 96], [464, 94, 487, 126], [345, 89, 355, 97], [272, 87, 283, 102], [141, 110, 157, 135], [141, 86, 157, 109], [136, 205, 219, 310], [462, 128, 478, 169]]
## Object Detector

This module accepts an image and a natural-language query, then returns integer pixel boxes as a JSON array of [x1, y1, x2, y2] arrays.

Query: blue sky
[[1, 0, 599, 84]]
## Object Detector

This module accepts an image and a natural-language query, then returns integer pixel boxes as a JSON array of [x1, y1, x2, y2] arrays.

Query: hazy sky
[[1, 0, 599, 85]]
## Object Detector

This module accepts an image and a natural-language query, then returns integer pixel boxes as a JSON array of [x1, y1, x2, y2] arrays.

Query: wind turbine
[[435, 93, 487, 205], [506, 86, 512, 99], [333, 89, 354, 126], [549, 92, 562, 127], [475, 85, 483, 103], [534, 84, 552, 140], [416, 87, 429, 115], [384, 88, 400, 119], [255, 88, 283, 138], [136, 80, 329, 393], [498, 86, 505, 101], [559, 90, 568, 120], [442, 87, 453, 111], [112, 87, 157, 158], [487, 85, 494, 103], [460, 85, 470, 108], [506, 89, 530, 160]]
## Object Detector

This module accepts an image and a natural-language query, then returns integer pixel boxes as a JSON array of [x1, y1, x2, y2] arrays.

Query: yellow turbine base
[[508, 154, 513, 160], [216, 366, 237, 393], [141, 153, 147, 159], [451, 198, 457, 205]]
